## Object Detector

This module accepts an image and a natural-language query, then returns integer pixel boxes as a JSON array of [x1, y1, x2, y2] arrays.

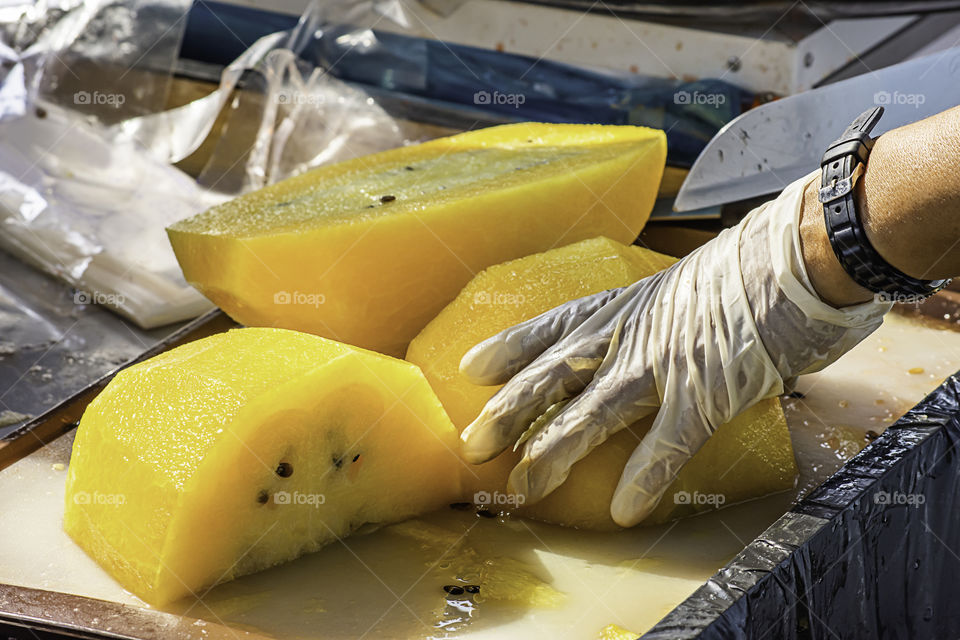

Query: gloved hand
[[458, 172, 891, 527]]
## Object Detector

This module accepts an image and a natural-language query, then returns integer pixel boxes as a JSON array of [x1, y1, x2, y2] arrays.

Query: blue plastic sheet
[[181, 1, 751, 166]]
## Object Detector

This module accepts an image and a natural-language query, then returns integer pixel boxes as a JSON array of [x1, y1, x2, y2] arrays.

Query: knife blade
[[674, 47, 960, 212]]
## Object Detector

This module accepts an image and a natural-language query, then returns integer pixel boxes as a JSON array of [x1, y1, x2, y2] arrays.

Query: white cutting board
[[0, 314, 958, 639]]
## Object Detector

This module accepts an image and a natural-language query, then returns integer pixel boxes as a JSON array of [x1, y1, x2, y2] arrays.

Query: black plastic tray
[[643, 373, 960, 639]]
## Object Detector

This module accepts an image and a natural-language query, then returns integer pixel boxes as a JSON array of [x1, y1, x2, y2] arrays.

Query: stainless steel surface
[[511, 1, 960, 22], [0, 248, 193, 439], [0, 582, 269, 640], [817, 9, 960, 85], [0, 305, 234, 472], [674, 47, 960, 211]]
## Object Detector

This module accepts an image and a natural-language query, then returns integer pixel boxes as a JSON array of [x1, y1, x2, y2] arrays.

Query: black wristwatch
[[819, 106, 950, 300]]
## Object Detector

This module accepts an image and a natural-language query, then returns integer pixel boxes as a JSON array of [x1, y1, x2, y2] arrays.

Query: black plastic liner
[[643, 373, 960, 639]]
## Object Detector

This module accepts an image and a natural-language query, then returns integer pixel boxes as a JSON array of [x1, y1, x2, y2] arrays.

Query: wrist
[[799, 176, 875, 307], [802, 106, 960, 307], [856, 126, 959, 282]]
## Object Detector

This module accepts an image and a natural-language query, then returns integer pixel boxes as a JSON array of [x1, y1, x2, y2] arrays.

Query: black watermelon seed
[[443, 585, 465, 595], [449, 502, 472, 511], [35, 107, 47, 119], [865, 430, 880, 441], [404, 165, 415, 171], [380, 194, 396, 203], [332, 455, 344, 470], [476, 509, 497, 519], [257, 490, 269, 505], [276, 462, 293, 478], [464, 585, 480, 593], [352, 453, 360, 463]]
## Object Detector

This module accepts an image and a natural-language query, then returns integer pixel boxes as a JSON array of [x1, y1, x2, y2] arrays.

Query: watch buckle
[[819, 177, 852, 204]]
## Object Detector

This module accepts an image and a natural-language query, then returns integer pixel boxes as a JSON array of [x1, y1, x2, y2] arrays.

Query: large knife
[[674, 47, 960, 212]]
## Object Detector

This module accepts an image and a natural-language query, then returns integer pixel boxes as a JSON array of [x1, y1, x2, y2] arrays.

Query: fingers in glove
[[609, 401, 717, 527], [461, 274, 664, 466], [459, 287, 626, 386], [506, 331, 660, 504], [459, 330, 613, 464]]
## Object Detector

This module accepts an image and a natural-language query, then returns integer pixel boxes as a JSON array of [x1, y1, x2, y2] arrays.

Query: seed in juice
[[465, 585, 480, 594], [257, 490, 269, 505], [444, 585, 465, 596], [276, 462, 293, 478], [476, 509, 497, 519], [380, 194, 396, 203], [449, 502, 473, 511]]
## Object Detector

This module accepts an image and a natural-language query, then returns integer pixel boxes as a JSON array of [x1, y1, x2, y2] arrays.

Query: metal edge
[[0, 310, 237, 473], [0, 583, 271, 640], [508, 1, 960, 22]]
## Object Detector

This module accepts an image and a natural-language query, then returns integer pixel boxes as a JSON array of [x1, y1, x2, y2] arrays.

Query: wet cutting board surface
[[1, 314, 958, 639]]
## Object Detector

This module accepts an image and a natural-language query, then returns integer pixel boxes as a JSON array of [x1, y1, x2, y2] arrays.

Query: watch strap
[[819, 106, 949, 300]]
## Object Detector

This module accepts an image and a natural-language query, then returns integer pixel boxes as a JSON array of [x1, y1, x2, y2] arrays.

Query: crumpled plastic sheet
[[0, 103, 220, 327], [642, 372, 960, 639], [0, 0, 408, 329]]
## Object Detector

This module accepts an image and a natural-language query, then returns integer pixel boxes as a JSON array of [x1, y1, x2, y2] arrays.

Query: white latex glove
[[458, 172, 891, 527]]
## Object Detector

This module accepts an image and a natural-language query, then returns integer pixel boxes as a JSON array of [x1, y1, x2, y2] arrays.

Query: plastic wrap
[[0, 0, 215, 328], [0, 103, 217, 326], [0, 0, 750, 330], [192, 42, 405, 194], [0, 0, 409, 328], [643, 372, 960, 639], [1, 0, 188, 124]]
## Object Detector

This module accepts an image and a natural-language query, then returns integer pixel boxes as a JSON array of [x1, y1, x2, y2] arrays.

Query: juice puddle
[[0, 428, 791, 639], [0, 314, 957, 638]]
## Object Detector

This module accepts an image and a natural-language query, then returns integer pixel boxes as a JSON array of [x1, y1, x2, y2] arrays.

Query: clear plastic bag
[[195, 46, 405, 195], [0, 0, 410, 328]]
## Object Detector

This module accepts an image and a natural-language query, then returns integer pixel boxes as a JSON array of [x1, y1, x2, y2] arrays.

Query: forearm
[[800, 105, 960, 307]]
